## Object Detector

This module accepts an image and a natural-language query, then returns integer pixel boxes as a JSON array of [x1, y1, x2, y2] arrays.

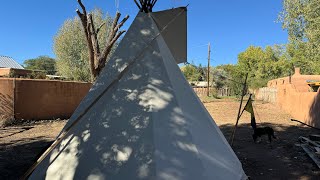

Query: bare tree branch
[[113, 30, 126, 43], [76, 1, 96, 80], [77, 0, 87, 15], [113, 15, 129, 33], [106, 12, 121, 47], [88, 14, 101, 61], [98, 30, 126, 71], [101, 14, 128, 62], [96, 22, 106, 34]]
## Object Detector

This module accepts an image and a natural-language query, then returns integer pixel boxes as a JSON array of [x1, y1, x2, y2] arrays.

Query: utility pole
[[207, 42, 211, 96]]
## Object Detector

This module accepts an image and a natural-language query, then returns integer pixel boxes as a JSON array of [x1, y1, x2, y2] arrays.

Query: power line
[[216, 74, 244, 85], [189, 43, 209, 49]]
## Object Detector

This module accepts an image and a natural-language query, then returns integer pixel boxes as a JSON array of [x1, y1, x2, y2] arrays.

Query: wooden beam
[[301, 144, 320, 169], [299, 136, 320, 148]]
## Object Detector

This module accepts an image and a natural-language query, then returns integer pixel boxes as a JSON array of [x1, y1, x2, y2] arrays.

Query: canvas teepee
[[28, 7, 246, 180]]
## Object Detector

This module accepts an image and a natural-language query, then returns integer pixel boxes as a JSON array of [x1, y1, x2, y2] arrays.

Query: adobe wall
[[14, 79, 92, 120], [0, 78, 92, 123], [0, 68, 11, 77], [0, 68, 36, 77], [275, 83, 319, 127], [258, 68, 320, 128], [0, 79, 14, 126]]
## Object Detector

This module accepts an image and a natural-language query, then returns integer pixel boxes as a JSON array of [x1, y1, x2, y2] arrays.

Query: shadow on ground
[[1, 122, 320, 180], [0, 138, 53, 179], [220, 123, 320, 180]]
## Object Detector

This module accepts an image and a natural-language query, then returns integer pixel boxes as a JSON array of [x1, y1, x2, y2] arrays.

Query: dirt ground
[[0, 99, 319, 179], [204, 99, 320, 180]]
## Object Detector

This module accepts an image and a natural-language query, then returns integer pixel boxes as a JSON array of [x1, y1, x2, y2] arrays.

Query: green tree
[[210, 67, 228, 89], [237, 45, 291, 88], [180, 64, 202, 82], [215, 64, 245, 96], [23, 56, 56, 75], [54, 9, 117, 82], [279, 0, 320, 74]]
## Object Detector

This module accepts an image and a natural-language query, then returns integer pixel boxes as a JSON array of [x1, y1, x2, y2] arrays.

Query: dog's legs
[[268, 134, 272, 143], [252, 134, 257, 143]]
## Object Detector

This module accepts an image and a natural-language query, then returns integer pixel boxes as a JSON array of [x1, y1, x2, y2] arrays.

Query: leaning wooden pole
[[207, 42, 211, 96], [229, 73, 248, 146], [291, 119, 320, 131]]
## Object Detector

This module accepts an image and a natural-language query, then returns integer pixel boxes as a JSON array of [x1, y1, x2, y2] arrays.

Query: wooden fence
[[256, 87, 277, 103]]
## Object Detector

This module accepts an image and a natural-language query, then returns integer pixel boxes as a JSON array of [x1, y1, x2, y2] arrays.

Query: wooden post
[[229, 73, 248, 146], [207, 42, 211, 96], [289, 71, 292, 84]]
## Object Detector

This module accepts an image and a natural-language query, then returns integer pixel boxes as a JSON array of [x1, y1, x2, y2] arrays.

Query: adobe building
[[257, 68, 320, 128]]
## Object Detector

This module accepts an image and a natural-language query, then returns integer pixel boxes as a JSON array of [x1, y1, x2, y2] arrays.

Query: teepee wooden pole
[[229, 73, 248, 146], [239, 93, 252, 118]]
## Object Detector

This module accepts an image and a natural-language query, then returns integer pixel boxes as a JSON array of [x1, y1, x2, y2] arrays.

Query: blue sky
[[0, 0, 288, 66]]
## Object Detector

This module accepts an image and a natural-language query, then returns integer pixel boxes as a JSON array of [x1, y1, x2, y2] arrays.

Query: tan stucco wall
[[275, 83, 320, 127], [0, 78, 92, 122], [0, 79, 14, 125], [0, 68, 11, 77]]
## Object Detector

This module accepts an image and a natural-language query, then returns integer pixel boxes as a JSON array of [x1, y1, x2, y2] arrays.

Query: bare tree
[[76, 0, 129, 81]]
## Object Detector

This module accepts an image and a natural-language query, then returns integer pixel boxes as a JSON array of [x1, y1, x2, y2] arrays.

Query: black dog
[[252, 127, 276, 143]]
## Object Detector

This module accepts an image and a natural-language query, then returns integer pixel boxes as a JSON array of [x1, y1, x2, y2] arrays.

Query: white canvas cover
[[29, 8, 246, 180]]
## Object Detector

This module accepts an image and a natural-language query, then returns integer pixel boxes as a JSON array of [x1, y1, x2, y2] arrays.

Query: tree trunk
[[76, 0, 129, 82]]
